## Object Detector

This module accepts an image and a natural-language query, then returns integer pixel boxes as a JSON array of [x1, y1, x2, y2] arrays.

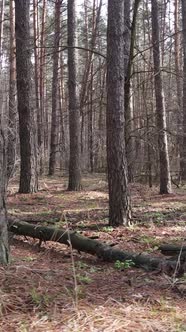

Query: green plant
[[76, 261, 100, 273], [30, 288, 49, 307], [102, 226, 114, 232], [21, 256, 35, 262], [77, 274, 92, 284], [139, 235, 159, 246], [36, 196, 45, 201], [19, 196, 28, 202], [146, 245, 159, 253], [76, 261, 89, 269], [114, 259, 135, 270], [89, 266, 100, 273]]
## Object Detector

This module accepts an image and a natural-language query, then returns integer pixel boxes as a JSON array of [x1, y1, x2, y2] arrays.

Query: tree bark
[[0, 129, 9, 264], [107, 0, 131, 226], [15, 0, 38, 193], [68, 0, 82, 190], [33, 0, 42, 175], [125, 0, 141, 183], [48, 0, 61, 176], [9, 220, 183, 274], [7, 0, 17, 180], [159, 244, 186, 256], [39, 0, 47, 174], [0, 0, 5, 63], [151, 0, 172, 194], [174, 0, 183, 180], [181, 0, 186, 180]]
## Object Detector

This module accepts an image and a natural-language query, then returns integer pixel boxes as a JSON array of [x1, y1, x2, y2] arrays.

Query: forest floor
[[0, 173, 186, 332]]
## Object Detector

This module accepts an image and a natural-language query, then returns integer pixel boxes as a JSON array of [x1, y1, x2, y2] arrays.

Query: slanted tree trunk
[[151, 0, 172, 194], [48, 0, 61, 176], [15, 0, 38, 193], [107, 0, 131, 226], [68, 0, 82, 190], [0, 129, 9, 264], [7, 0, 17, 179], [181, 0, 186, 180]]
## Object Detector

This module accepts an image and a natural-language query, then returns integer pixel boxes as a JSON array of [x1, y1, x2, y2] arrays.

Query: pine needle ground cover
[[1, 174, 186, 332]]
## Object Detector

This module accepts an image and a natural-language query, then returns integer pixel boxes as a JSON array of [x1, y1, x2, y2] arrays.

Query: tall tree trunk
[[39, 0, 47, 174], [48, 0, 61, 176], [87, 1, 97, 173], [151, 0, 172, 194], [33, 0, 41, 174], [174, 0, 182, 180], [33, 0, 40, 124], [88, 62, 94, 172], [15, 0, 38, 193], [80, 0, 102, 158], [80, 0, 89, 159], [107, 0, 131, 226], [68, 0, 82, 191], [0, 127, 9, 264], [125, 0, 141, 118], [0, 0, 5, 127], [0, 0, 4, 63], [181, 0, 186, 180], [125, 0, 141, 183], [7, 0, 17, 179]]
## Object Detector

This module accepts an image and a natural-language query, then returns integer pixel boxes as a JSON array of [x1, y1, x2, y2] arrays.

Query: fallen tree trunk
[[159, 244, 186, 257], [8, 220, 182, 273]]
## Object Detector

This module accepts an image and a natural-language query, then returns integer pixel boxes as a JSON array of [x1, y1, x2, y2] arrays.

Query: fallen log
[[8, 220, 183, 274], [159, 244, 186, 258]]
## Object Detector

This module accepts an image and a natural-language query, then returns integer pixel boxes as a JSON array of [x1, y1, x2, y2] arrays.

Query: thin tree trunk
[[80, 0, 102, 157], [125, 0, 141, 183], [151, 0, 172, 194], [0, 0, 5, 127], [80, 0, 89, 158], [33, 0, 40, 121], [15, 0, 38, 193], [107, 0, 131, 226], [68, 0, 82, 190], [33, 0, 41, 174], [181, 0, 186, 180], [174, 0, 181, 112], [48, 0, 61, 176], [39, 0, 47, 174], [0, 128, 9, 264], [0, 0, 5, 63], [7, 0, 17, 180], [88, 63, 94, 173]]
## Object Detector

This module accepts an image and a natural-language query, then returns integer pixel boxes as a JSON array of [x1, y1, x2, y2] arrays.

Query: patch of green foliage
[[114, 259, 135, 270], [77, 274, 92, 284], [30, 288, 50, 308], [102, 226, 114, 232]]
